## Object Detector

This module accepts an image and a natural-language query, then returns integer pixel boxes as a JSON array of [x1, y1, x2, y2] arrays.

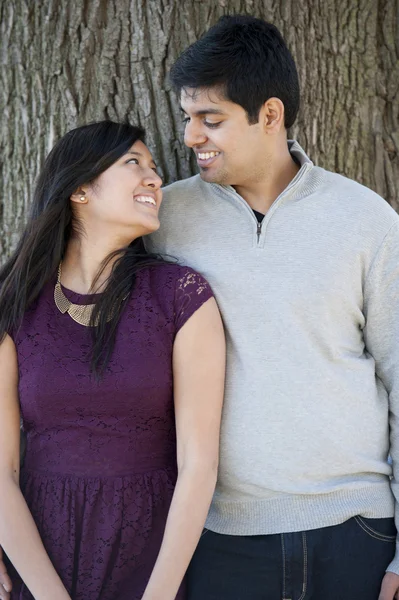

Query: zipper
[[252, 163, 311, 245], [212, 161, 312, 247], [257, 221, 262, 243]]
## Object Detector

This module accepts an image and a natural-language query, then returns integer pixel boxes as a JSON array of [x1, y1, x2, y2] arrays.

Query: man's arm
[[363, 222, 399, 599]]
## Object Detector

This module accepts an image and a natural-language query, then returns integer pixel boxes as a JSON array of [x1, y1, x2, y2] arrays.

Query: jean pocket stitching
[[297, 531, 308, 600], [354, 516, 396, 542], [281, 534, 287, 600]]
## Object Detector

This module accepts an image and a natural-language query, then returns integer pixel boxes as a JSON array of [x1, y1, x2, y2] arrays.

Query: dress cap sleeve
[[174, 267, 214, 333]]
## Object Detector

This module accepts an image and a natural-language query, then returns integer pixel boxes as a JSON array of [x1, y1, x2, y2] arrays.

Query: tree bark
[[0, 0, 398, 262]]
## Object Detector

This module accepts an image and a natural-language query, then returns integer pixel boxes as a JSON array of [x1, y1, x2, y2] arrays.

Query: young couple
[[1, 14, 399, 600]]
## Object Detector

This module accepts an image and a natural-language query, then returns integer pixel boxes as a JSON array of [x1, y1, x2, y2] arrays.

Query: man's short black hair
[[170, 14, 300, 128]]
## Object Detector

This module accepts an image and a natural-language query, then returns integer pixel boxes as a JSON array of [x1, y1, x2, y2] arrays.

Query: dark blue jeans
[[187, 517, 396, 600]]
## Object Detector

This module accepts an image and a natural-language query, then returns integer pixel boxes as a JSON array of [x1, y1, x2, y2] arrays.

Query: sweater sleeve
[[363, 221, 399, 574]]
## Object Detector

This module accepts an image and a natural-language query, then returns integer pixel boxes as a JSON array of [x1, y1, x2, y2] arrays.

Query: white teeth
[[198, 151, 220, 160], [135, 195, 156, 206]]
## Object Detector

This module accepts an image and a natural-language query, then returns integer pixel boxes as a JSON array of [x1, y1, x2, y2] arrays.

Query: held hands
[[379, 572, 399, 600], [1, 545, 398, 600], [0, 547, 11, 600]]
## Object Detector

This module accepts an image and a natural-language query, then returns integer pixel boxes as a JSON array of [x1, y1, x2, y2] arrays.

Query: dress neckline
[[59, 283, 102, 305], [51, 272, 103, 306]]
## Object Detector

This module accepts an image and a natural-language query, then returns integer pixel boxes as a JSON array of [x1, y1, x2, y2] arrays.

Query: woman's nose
[[143, 170, 163, 190]]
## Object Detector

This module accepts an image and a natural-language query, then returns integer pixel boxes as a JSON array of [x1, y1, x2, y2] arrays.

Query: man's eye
[[204, 121, 221, 129], [126, 158, 139, 165], [182, 117, 190, 124]]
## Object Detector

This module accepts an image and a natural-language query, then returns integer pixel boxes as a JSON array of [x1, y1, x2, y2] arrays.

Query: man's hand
[[0, 547, 11, 600], [379, 572, 399, 600]]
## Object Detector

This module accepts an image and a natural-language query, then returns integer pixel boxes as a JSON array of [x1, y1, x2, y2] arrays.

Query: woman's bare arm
[[0, 334, 71, 600], [141, 297, 226, 600]]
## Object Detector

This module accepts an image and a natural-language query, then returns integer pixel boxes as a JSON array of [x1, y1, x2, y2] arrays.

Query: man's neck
[[234, 148, 300, 214]]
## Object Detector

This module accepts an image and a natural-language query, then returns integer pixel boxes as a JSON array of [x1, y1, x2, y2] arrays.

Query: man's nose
[[184, 121, 207, 148]]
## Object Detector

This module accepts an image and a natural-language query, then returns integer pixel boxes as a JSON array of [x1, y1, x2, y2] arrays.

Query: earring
[[80, 195, 86, 202]]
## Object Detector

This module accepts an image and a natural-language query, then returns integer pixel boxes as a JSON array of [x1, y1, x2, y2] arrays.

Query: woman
[[0, 121, 225, 599]]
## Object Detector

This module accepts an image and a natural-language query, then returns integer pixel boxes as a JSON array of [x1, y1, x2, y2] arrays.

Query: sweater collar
[[209, 139, 314, 199], [287, 139, 313, 167]]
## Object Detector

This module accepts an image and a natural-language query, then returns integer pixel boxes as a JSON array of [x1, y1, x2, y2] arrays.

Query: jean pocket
[[354, 516, 397, 542]]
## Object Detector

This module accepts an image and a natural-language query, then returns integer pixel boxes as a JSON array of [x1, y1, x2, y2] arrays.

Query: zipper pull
[[257, 221, 262, 242]]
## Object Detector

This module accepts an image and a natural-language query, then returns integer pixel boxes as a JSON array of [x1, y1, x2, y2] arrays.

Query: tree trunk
[[0, 0, 398, 262]]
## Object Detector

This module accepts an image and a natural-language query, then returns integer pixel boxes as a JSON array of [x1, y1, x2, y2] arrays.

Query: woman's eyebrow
[[125, 151, 157, 168]]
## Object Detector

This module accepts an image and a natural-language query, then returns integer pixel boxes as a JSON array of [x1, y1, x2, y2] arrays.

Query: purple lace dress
[[8, 264, 213, 600]]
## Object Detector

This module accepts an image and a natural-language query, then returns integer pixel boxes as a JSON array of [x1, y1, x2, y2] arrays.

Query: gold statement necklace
[[54, 263, 99, 327]]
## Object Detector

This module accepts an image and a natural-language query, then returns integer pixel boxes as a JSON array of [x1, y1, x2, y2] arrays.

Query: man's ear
[[261, 97, 285, 134], [70, 188, 88, 204]]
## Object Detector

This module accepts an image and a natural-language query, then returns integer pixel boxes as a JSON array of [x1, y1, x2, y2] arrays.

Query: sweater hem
[[205, 482, 395, 535]]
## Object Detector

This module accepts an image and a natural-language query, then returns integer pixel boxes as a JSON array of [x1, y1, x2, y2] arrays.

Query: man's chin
[[199, 167, 227, 185]]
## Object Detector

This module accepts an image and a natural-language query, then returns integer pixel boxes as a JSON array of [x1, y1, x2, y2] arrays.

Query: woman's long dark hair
[[0, 120, 164, 375]]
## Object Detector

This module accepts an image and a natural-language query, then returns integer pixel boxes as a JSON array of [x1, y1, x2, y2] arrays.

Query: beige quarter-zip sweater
[[146, 141, 399, 573]]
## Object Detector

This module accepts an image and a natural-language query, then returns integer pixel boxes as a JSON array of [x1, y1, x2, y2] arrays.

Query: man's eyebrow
[[126, 151, 157, 168], [180, 107, 226, 116]]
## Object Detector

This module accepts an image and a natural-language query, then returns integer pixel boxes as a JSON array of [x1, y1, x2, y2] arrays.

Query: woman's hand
[[0, 547, 11, 600]]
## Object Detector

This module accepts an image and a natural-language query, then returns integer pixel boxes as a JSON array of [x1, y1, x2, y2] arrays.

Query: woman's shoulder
[[142, 262, 212, 292], [140, 263, 214, 332], [7, 278, 54, 343]]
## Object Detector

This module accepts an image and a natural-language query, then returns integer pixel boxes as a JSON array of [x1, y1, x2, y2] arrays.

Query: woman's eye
[[126, 158, 139, 165], [182, 117, 190, 125], [204, 121, 221, 129]]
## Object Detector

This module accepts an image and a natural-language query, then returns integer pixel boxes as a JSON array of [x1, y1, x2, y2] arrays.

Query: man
[[147, 14, 399, 600], [0, 13, 398, 600]]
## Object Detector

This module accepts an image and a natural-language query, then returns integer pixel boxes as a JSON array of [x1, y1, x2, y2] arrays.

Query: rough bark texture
[[0, 0, 398, 261]]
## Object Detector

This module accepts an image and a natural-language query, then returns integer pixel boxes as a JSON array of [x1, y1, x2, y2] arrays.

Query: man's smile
[[195, 151, 221, 168]]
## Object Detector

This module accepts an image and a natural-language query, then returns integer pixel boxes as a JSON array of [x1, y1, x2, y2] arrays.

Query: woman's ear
[[70, 189, 88, 205]]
